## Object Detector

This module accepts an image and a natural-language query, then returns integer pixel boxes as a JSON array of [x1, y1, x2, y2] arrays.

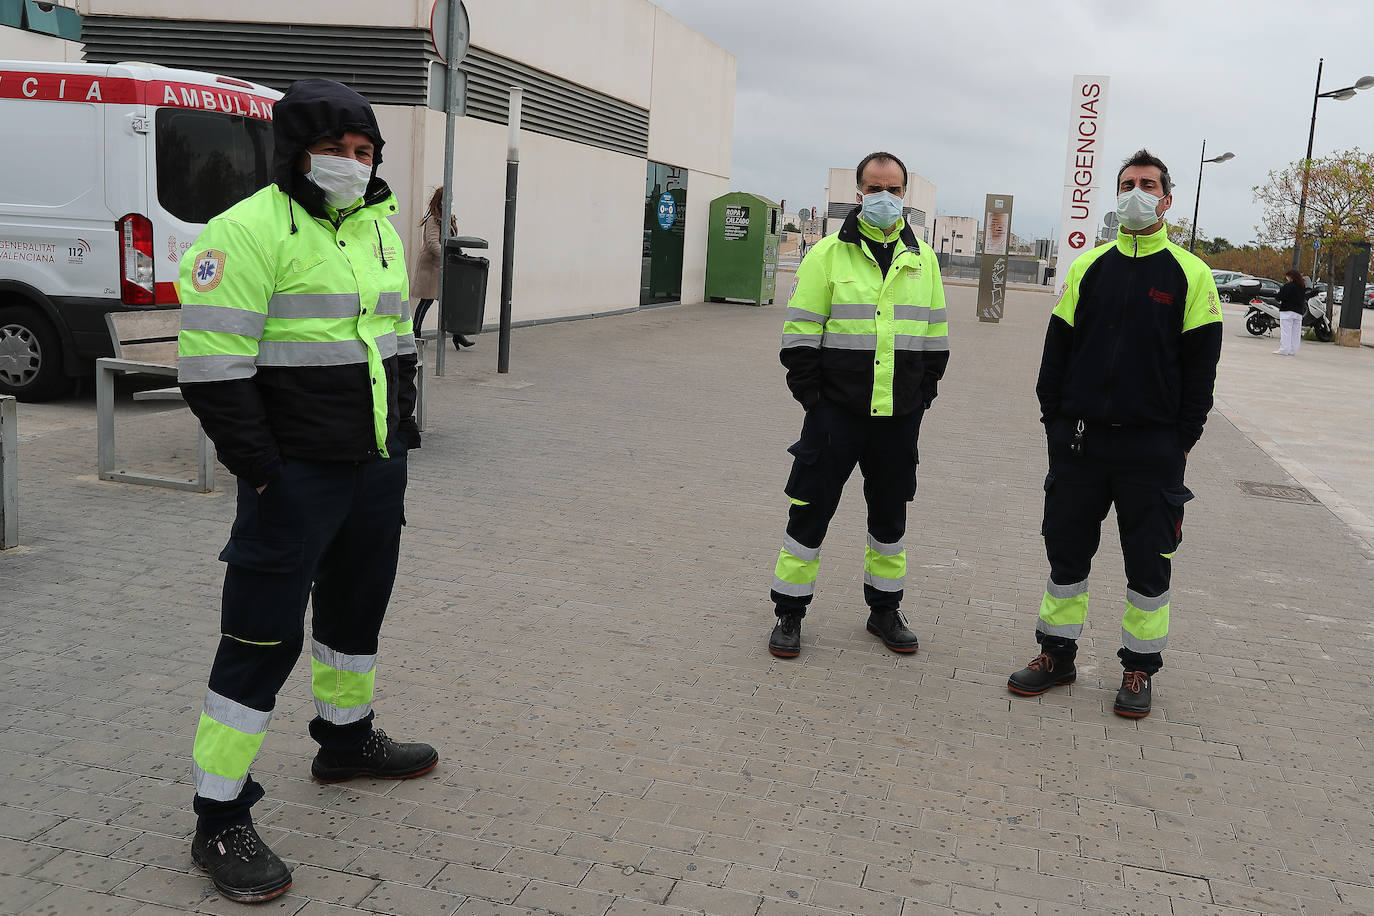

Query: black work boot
[[768, 611, 803, 658], [1007, 652, 1076, 696], [191, 823, 292, 903], [1113, 670, 1153, 718], [866, 609, 919, 653], [311, 729, 439, 783]]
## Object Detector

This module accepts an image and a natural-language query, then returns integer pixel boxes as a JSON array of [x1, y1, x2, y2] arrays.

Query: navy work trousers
[[193, 443, 407, 833], [772, 397, 923, 615], [1039, 420, 1191, 674]]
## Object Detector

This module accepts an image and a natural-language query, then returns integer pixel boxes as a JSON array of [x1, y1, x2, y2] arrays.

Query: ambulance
[[0, 60, 282, 400]]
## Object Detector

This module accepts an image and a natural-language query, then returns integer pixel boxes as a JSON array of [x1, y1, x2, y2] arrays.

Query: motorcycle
[[1243, 283, 1332, 343]]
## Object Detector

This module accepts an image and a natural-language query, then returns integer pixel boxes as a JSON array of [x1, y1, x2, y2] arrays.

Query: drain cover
[[1236, 481, 1319, 503]]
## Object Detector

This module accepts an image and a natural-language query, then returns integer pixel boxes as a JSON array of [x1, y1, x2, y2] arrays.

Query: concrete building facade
[[931, 215, 978, 258], [1, 0, 736, 323]]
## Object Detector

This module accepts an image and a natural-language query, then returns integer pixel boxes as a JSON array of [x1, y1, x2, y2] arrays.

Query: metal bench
[[96, 309, 216, 492]]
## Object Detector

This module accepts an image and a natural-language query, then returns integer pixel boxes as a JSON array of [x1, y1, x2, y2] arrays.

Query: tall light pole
[[1291, 60, 1374, 269], [1189, 140, 1234, 253]]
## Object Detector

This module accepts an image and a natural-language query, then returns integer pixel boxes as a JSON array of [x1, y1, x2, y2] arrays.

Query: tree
[[1255, 148, 1374, 269], [784, 222, 799, 233]]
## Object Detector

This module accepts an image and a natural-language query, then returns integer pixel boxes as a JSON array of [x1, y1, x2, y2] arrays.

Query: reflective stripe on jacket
[[781, 208, 949, 417], [177, 182, 414, 484]]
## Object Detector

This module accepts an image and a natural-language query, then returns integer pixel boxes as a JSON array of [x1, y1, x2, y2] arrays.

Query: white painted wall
[[0, 26, 82, 61], [464, 0, 657, 108], [647, 8, 733, 179], [401, 109, 645, 324], [932, 215, 978, 257], [680, 170, 727, 305]]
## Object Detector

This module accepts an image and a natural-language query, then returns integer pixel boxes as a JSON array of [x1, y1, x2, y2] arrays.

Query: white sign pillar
[[1053, 75, 1110, 296]]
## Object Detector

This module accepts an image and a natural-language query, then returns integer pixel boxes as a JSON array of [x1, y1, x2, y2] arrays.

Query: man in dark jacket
[[177, 78, 434, 903], [768, 151, 949, 658], [1008, 149, 1223, 718]]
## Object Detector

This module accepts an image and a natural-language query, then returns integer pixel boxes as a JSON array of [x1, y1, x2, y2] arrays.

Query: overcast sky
[[653, 0, 1373, 248]]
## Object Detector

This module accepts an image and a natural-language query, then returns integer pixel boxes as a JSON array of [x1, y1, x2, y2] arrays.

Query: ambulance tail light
[[118, 213, 155, 305]]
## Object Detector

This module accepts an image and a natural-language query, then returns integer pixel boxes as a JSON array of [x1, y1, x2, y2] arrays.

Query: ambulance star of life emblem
[[191, 249, 227, 293]]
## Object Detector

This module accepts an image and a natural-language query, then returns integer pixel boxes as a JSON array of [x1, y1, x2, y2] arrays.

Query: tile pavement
[[0, 280, 1372, 915]]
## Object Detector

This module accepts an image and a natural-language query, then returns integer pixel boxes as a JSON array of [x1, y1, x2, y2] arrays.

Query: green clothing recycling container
[[705, 192, 780, 306]]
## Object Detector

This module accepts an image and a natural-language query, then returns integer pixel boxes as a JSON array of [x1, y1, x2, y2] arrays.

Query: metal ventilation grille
[[460, 47, 648, 158], [79, 17, 651, 159], [827, 202, 856, 220], [80, 17, 429, 104], [903, 207, 926, 228]]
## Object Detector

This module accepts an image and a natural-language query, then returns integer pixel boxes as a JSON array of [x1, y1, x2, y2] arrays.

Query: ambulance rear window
[[155, 109, 273, 224]]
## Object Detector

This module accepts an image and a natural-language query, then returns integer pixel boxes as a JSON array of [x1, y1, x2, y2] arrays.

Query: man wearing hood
[[177, 78, 433, 903]]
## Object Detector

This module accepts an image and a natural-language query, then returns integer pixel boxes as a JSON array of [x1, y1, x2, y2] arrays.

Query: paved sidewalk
[[1, 283, 1372, 915]]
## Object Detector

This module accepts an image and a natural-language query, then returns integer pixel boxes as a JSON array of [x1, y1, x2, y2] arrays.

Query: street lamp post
[[1189, 140, 1234, 253], [1290, 59, 1374, 270]]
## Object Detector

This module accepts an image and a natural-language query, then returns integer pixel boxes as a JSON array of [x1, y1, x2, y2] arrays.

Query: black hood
[[272, 78, 387, 219]]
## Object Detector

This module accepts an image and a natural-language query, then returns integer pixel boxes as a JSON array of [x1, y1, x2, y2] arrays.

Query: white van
[[0, 60, 282, 400]]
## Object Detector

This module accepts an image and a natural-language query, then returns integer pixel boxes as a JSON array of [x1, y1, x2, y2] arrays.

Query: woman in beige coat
[[412, 187, 474, 349]]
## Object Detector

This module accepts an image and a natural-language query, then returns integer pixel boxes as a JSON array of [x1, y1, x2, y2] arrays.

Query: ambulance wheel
[[0, 305, 69, 402], [1244, 313, 1269, 337]]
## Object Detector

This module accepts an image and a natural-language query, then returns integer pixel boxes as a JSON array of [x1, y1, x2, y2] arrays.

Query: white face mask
[[308, 153, 372, 208], [1116, 187, 1162, 231]]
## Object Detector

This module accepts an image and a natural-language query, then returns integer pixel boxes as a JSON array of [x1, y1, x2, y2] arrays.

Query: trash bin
[[705, 192, 780, 306], [440, 236, 489, 336]]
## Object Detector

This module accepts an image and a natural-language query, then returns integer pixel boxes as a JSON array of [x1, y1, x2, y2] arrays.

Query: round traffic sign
[[430, 0, 471, 64], [1068, 231, 1086, 249]]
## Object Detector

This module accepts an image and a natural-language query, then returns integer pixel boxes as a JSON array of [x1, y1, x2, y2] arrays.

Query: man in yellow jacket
[[177, 78, 434, 904], [768, 151, 950, 658]]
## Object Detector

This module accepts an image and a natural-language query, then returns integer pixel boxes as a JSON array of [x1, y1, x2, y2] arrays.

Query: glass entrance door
[[641, 161, 687, 305]]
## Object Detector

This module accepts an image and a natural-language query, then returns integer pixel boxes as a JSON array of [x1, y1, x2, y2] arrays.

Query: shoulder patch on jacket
[[191, 250, 226, 293]]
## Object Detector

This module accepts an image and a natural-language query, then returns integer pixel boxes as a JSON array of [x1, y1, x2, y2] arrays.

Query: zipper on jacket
[[1100, 233, 1139, 417]]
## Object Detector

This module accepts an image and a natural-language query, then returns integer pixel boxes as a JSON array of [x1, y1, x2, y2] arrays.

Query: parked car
[[1218, 276, 1280, 302], [1365, 287, 1374, 309], [1211, 269, 1249, 287]]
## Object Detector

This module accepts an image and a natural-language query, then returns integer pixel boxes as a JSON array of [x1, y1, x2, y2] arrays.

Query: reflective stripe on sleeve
[[821, 333, 877, 350], [782, 333, 822, 349], [895, 333, 950, 352], [374, 331, 398, 359], [785, 306, 827, 324], [178, 352, 258, 383], [179, 304, 267, 338]]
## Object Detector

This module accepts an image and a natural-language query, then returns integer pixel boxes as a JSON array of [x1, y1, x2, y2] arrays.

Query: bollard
[[0, 395, 16, 549]]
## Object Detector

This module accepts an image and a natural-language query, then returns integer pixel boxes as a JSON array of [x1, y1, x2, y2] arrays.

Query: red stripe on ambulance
[[0, 70, 274, 120]]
